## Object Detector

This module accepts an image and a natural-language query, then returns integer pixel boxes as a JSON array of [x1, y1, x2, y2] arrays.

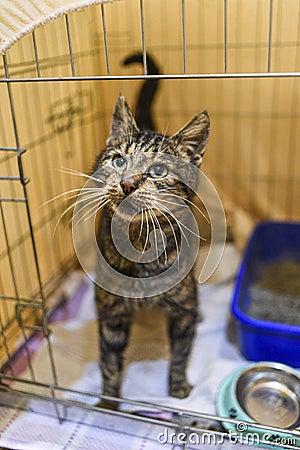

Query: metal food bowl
[[236, 363, 300, 429], [216, 362, 300, 448]]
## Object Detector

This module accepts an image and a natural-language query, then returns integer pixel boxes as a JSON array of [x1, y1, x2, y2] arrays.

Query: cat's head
[[93, 95, 210, 217]]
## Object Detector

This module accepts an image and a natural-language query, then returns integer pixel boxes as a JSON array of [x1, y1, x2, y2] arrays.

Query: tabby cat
[[94, 54, 210, 403]]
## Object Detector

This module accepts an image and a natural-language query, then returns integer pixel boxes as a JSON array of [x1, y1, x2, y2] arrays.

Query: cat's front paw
[[169, 381, 193, 399]]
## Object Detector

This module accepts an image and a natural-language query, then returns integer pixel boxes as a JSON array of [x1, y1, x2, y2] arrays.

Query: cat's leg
[[97, 295, 132, 405], [168, 310, 197, 398], [100, 313, 131, 397]]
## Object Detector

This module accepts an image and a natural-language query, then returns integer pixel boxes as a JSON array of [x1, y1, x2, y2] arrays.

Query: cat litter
[[231, 222, 300, 367]]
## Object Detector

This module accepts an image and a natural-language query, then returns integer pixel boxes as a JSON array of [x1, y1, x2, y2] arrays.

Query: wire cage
[[0, 0, 300, 448]]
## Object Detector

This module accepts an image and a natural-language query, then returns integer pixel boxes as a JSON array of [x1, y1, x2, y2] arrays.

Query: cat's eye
[[148, 163, 168, 178], [112, 155, 127, 170]]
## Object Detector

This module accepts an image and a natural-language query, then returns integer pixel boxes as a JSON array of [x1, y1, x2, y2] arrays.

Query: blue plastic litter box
[[231, 221, 300, 367]]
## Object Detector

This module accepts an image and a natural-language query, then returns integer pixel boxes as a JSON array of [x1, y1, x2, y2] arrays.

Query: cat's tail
[[122, 52, 160, 131]]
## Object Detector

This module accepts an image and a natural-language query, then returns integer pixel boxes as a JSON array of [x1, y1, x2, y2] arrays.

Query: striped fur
[[94, 94, 210, 403]]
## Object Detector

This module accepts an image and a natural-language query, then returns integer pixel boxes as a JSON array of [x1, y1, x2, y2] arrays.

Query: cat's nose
[[120, 176, 140, 195]]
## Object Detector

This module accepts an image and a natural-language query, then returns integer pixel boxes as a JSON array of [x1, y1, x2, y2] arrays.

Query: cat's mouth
[[109, 188, 184, 224], [107, 189, 171, 225], [111, 195, 154, 221]]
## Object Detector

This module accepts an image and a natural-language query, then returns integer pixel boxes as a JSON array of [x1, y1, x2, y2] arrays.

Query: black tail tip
[[122, 52, 160, 75]]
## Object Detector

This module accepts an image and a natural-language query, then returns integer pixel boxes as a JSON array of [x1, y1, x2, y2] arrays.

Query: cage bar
[[32, 30, 41, 78], [223, 0, 228, 73], [139, 0, 147, 75], [101, 4, 110, 76], [267, 0, 273, 73], [2, 53, 59, 389], [65, 14, 75, 77], [0, 371, 300, 446], [0, 200, 36, 380], [0, 312, 15, 377], [50, 386, 64, 424], [0, 198, 26, 202], [181, 0, 187, 74], [2, 55, 20, 148], [0, 147, 24, 152], [2, 72, 300, 83]]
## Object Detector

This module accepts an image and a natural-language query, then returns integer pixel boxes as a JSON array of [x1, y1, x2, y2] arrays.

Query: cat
[[93, 54, 210, 404]]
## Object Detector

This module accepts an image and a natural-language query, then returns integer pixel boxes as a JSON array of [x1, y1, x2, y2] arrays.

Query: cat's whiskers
[[58, 167, 105, 186], [155, 195, 207, 240], [142, 207, 150, 256], [155, 197, 189, 212], [53, 191, 102, 236], [150, 199, 189, 245], [158, 188, 210, 224], [151, 208, 168, 264], [70, 191, 107, 214], [145, 198, 180, 268], [138, 208, 144, 241], [43, 187, 103, 206], [46, 165, 107, 237], [73, 198, 110, 227], [144, 201, 167, 265], [150, 198, 206, 244], [53, 191, 109, 236], [146, 205, 160, 265]]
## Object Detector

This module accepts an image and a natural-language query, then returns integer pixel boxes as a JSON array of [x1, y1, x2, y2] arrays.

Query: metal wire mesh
[[0, 0, 299, 447]]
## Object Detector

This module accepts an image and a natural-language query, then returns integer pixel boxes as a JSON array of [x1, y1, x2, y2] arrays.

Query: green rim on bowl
[[216, 362, 300, 449]]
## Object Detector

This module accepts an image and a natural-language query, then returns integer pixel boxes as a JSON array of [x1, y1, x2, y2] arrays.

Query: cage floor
[[0, 244, 259, 450]]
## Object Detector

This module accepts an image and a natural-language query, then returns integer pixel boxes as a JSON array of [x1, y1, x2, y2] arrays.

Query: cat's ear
[[107, 95, 139, 143], [170, 111, 210, 166]]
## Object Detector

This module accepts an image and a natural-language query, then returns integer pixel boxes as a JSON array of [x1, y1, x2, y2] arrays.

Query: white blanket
[[0, 244, 264, 450]]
